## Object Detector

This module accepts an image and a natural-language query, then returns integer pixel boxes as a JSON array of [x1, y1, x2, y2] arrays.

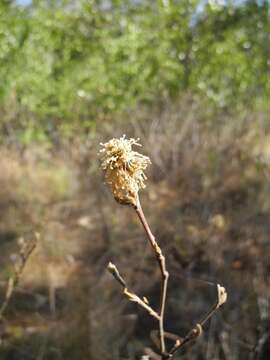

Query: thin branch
[[0, 233, 38, 319], [168, 284, 227, 357], [134, 197, 169, 355], [107, 262, 127, 288], [200, 284, 227, 327], [168, 324, 202, 357], [107, 262, 160, 321]]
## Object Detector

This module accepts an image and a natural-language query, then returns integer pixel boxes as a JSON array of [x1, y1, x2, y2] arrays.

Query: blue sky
[[17, 0, 31, 5]]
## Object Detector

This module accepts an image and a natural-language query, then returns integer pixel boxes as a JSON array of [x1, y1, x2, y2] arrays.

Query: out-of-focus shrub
[[1, 0, 270, 143]]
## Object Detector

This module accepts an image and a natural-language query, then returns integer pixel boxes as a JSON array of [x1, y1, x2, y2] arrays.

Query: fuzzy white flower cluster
[[100, 135, 151, 206]]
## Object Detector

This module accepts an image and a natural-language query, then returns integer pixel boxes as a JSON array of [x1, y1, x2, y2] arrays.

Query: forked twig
[[0, 233, 38, 319]]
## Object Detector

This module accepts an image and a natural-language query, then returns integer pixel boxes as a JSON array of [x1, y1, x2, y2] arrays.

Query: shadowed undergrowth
[[0, 104, 269, 359]]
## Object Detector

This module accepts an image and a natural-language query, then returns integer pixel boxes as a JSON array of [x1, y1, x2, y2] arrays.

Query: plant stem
[[134, 197, 169, 355]]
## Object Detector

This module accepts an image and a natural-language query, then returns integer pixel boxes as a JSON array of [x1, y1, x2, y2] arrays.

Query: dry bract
[[99, 135, 151, 206], [217, 284, 227, 308]]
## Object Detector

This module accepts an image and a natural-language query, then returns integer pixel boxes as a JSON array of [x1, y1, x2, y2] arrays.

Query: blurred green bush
[[1, 0, 270, 142]]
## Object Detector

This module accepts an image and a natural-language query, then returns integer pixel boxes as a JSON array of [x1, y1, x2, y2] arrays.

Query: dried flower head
[[217, 284, 227, 308], [100, 135, 151, 206]]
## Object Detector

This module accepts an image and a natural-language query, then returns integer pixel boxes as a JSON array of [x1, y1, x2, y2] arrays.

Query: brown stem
[[134, 197, 169, 355]]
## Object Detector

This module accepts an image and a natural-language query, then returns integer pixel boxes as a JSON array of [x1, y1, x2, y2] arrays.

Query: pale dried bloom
[[100, 135, 151, 206], [217, 284, 227, 308]]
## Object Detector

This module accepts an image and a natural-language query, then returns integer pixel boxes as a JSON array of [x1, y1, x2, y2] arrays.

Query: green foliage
[[0, 0, 270, 142]]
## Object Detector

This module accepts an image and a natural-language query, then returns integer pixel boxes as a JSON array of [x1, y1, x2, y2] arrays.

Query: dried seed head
[[217, 284, 227, 307], [100, 135, 151, 206]]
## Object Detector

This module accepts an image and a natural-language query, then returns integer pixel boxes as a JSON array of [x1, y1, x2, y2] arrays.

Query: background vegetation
[[1, 0, 270, 142], [0, 0, 270, 359]]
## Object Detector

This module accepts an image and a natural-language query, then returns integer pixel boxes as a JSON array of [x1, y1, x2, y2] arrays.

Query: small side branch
[[0, 233, 38, 319], [167, 284, 227, 357], [107, 262, 160, 321]]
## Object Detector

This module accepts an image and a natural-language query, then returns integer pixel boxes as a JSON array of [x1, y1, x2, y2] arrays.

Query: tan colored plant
[[100, 135, 227, 359]]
